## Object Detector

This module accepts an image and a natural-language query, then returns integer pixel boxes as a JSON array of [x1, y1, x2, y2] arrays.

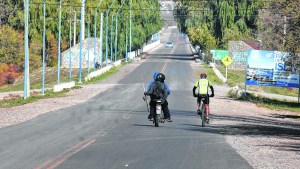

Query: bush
[[0, 63, 23, 86]]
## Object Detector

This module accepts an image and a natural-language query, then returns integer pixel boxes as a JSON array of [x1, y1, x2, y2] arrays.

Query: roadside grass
[[0, 62, 129, 92], [0, 87, 82, 108], [200, 65, 223, 84], [238, 93, 300, 113], [0, 62, 128, 108], [0, 68, 90, 92], [206, 63, 300, 117], [84, 63, 126, 84], [217, 65, 245, 87]]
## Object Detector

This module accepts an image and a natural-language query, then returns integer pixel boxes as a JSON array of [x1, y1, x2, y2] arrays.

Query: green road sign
[[214, 50, 228, 60]]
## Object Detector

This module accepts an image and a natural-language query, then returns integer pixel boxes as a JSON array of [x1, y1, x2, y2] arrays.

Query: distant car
[[166, 41, 173, 48]]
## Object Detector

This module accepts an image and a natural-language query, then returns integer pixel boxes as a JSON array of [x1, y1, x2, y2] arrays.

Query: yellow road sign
[[221, 55, 233, 67]]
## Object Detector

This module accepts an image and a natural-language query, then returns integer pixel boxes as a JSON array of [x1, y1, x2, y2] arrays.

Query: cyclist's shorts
[[197, 94, 209, 104]]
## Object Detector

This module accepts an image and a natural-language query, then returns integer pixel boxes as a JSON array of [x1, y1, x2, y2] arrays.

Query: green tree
[[174, 0, 260, 48], [0, 25, 24, 65]]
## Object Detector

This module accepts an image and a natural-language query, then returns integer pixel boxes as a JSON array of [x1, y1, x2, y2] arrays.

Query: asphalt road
[[0, 26, 252, 169]]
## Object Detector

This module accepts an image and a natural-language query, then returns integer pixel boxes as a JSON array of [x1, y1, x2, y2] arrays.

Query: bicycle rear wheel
[[201, 105, 205, 127]]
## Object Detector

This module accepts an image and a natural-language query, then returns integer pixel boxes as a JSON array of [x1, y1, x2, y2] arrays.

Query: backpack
[[150, 81, 166, 100]]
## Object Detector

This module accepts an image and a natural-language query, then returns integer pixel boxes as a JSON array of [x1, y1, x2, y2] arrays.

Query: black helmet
[[155, 73, 165, 82]]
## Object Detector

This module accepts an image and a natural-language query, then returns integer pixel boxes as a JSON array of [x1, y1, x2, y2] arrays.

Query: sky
[[248, 50, 274, 69]]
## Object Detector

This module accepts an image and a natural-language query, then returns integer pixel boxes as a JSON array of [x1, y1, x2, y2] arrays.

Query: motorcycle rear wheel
[[154, 114, 159, 127]]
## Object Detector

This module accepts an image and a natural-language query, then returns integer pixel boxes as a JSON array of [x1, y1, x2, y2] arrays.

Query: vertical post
[[94, 0, 103, 71], [57, 0, 62, 84], [106, 0, 117, 66], [69, 18, 72, 81], [298, 74, 300, 103], [74, 11, 77, 46], [81, 1, 85, 42], [115, 0, 126, 63], [88, 14, 90, 74], [244, 52, 249, 96], [283, 15, 286, 46], [110, 15, 114, 65], [79, 0, 86, 83], [105, 14, 109, 67], [225, 66, 228, 81], [42, 0, 46, 95], [100, 13, 103, 68], [130, 0, 132, 55], [126, 16, 128, 61], [24, 0, 30, 99], [115, 15, 118, 62], [93, 16, 97, 72]]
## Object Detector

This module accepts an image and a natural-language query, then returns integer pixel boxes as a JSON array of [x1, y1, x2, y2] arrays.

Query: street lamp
[[79, 0, 86, 83], [105, 0, 117, 67]]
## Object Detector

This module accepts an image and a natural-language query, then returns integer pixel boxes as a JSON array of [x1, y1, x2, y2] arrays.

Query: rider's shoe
[[166, 118, 172, 122], [206, 118, 210, 124], [148, 114, 153, 121], [197, 109, 201, 116]]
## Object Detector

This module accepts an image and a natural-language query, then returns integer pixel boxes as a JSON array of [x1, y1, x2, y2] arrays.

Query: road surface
[[0, 26, 252, 169]]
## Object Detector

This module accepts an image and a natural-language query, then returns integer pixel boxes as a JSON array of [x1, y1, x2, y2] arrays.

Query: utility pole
[[42, 0, 46, 95], [81, 0, 86, 41], [73, 11, 77, 46], [106, 0, 117, 67], [57, 0, 62, 84], [88, 14, 91, 74], [110, 15, 114, 64], [130, 0, 132, 59], [68, 7, 73, 81], [94, 0, 103, 71], [79, 0, 86, 83], [100, 13, 104, 68], [24, 0, 30, 99], [115, 0, 126, 62], [69, 17, 73, 81]]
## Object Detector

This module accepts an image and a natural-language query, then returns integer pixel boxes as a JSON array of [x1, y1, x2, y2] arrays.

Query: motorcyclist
[[144, 72, 172, 122], [192, 73, 214, 120]]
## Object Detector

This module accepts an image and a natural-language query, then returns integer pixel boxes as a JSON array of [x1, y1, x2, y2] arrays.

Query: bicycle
[[197, 94, 211, 127]]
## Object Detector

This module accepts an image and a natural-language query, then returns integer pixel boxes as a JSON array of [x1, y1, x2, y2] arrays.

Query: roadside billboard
[[246, 50, 299, 88]]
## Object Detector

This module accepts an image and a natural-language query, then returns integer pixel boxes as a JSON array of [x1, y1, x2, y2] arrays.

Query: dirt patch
[[210, 95, 300, 169]]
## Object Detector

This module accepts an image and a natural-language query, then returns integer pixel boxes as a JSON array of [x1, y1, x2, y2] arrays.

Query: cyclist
[[145, 72, 172, 122], [192, 73, 214, 120]]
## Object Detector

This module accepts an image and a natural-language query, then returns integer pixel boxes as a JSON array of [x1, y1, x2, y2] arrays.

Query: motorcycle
[[143, 95, 165, 127]]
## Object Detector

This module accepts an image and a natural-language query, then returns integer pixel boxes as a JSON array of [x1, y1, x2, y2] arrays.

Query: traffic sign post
[[221, 55, 233, 81]]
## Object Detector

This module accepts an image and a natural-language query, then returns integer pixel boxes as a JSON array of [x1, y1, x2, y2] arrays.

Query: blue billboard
[[246, 50, 299, 88]]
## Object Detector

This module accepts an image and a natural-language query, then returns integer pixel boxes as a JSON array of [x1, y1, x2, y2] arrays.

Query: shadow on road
[[172, 110, 300, 152]]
